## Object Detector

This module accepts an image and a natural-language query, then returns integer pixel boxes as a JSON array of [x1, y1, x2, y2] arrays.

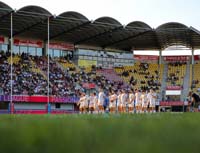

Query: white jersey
[[135, 92, 141, 106], [109, 94, 117, 108], [117, 94, 122, 106], [147, 92, 156, 106], [89, 96, 97, 108], [85, 95, 90, 107], [141, 93, 148, 107], [129, 93, 135, 107], [98, 92, 105, 105], [121, 93, 127, 106], [129, 93, 135, 103], [79, 96, 87, 108]]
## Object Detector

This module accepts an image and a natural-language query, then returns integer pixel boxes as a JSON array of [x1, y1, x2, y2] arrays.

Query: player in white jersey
[[147, 89, 157, 113], [89, 92, 97, 114], [117, 90, 122, 113], [94, 92, 99, 114], [77, 92, 87, 114], [98, 88, 105, 113], [85, 94, 90, 113], [121, 89, 127, 113], [109, 90, 117, 114], [128, 89, 135, 113], [135, 89, 141, 113], [141, 90, 148, 113]]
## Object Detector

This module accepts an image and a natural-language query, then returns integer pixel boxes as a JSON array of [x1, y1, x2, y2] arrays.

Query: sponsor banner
[[51, 97, 79, 103], [163, 56, 190, 61], [134, 55, 159, 61], [49, 42, 74, 51], [78, 59, 97, 67], [14, 39, 43, 48], [160, 101, 185, 106], [0, 95, 3, 101], [166, 86, 182, 90], [0, 36, 4, 44], [82, 83, 96, 89], [28, 40, 43, 48], [0, 95, 79, 103], [194, 55, 200, 61]]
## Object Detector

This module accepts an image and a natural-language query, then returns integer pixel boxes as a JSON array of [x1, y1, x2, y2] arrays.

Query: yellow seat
[[114, 63, 163, 91]]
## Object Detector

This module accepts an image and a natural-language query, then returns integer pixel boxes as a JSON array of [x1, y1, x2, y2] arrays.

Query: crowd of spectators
[[0, 51, 128, 97], [33, 56, 125, 96], [32, 56, 82, 97], [0, 52, 48, 95], [168, 61, 187, 67], [79, 66, 126, 92], [167, 73, 179, 85], [167, 61, 186, 86], [0, 51, 10, 95], [192, 80, 200, 90], [117, 63, 161, 91], [139, 63, 149, 71], [1, 53, 198, 105]]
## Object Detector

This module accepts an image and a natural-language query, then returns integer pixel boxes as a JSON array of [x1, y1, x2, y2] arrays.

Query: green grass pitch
[[0, 113, 199, 153]]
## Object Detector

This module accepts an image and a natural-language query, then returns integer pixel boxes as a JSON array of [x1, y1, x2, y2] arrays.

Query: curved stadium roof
[[0, 1, 200, 51]]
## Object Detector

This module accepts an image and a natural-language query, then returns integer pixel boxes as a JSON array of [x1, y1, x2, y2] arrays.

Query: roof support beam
[[12, 16, 53, 37], [153, 29, 162, 50], [48, 21, 91, 40], [188, 28, 194, 48], [74, 25, 123, 45], [0, 10, 14, 21], [102, 30, 151, 48]]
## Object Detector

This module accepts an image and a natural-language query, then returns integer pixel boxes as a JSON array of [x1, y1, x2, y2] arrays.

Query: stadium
[[0, 1, 200, 114], [1, 1, 200, 153]]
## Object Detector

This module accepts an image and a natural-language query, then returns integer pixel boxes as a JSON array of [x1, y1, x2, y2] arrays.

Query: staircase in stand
[[181, 62, 191, 101], [160, 63, 168, 101]]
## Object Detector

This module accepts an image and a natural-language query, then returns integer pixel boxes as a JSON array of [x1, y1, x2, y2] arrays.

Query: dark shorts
[[194, 102, 200, 108]]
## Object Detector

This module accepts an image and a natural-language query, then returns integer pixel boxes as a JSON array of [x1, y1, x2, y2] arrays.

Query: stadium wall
[[13, 103, 75, 114], [14, 103, 45, 110]]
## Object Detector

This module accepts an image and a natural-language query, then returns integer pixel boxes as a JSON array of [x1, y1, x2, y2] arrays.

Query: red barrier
[[14, 39, 43, 48], [0, 36, 4, 44], [49, 42, 74, 51], [0, 95, 79, 103], [166, 86, 182, 90], [160, 101, 184, 106], [82, 83, 96, 89], [163, 56, 190, 61], [194, 55, 200, 61], [134, 55, 159, 61]]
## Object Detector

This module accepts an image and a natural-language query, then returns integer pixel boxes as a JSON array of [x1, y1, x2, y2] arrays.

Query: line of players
[[77, 88, 157, 114]]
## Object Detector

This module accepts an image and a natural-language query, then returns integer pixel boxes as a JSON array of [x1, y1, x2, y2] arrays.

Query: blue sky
[[2, 0, 200, 29]]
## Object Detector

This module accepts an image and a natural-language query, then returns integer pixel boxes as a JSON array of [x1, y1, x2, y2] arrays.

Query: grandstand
[[192, 62, 200, 93], [0, 1, 200, 114], [115, 63, 163, 92], [167, 62, 186, 87]]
